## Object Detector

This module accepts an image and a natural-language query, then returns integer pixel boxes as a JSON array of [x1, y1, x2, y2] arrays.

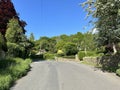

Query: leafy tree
[[29, 33, 35, 42], [82, 0, 120, 54], [63, 42, 78, 56], [59, 34, 70, 42], [55, 40, 66, 50], [5, 18, 23, 43], [35, 36, 57, 53], [5, 18, 26, 57], [70, 32, 84, 50], [82, 32, 96, 51], [38, 37, 50, 51], [48, 37, 57, 53], [6, 42, 25, 57]]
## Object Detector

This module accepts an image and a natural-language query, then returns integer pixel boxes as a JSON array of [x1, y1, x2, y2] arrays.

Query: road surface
[[11, 61, 120, 90]]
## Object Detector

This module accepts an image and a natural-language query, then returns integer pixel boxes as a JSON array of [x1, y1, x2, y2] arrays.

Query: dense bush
[[78, 51, 103, 60], [116, 69, 120, 76], [57, 50, 65, 57], [78, 51, 86, 60], [7, 42, 25, 58], [43, 53, 55, 60], [63, 42, 78, 56], [86, 51, 96, 56], [0, 75, 12, 90], [100, 54, 120, 72], [116, 62, 120, 76], [0, 58, 32, 90]]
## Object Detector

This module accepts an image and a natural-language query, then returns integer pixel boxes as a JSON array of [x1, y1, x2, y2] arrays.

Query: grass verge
[[0, 58, 32, 90], [80, 61, 102, 68]]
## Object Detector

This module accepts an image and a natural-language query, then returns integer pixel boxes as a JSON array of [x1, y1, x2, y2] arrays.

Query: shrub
[[100, 54, 120, 72], [0, 58, 32, 90], [63, 42, 78, 56], [8, 58, 31, 79], [86, 51, 96, 56], [78, 51, 85, 60], [0, 75, 12, 90], [7, 42, 25, 58], [116, 69, 120, 76], [57, 50, 65, 57], [43, 53, 55, 60], [78, 51, 103, 60]]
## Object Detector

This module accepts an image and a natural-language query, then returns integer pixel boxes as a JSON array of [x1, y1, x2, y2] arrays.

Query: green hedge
[[43, 53, 55, 60], [78, 51, 86, 60], [0, 75, 12, 90], [0, 58, 32, 90], [116, 69, 120, 76], [78, 51, 103, 60]]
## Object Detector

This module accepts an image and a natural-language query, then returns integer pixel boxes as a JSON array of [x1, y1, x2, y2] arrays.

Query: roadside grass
[[80, 60, 102, 68], [0, 58, 32, 90]]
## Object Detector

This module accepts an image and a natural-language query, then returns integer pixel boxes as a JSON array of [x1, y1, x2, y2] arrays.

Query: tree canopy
[[82, 0, 120, 54], [0, 0, 26, 35]]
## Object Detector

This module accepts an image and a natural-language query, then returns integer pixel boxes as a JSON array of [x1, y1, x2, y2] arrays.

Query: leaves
[[5, 18, 23, 43], [82, 0, 120, 48]]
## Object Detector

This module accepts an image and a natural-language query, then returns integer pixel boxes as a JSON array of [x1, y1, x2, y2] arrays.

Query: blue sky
[[12, 0, 92, 39]]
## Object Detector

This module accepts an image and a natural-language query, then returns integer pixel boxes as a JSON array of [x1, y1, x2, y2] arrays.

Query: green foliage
[[82, 33, 96, 51], [86, 51, 99, 57], [63, 42, 78, 56], [0, 58, 31, 90], [0, 33, 6, 59], [55, 40, 66, 50], [7, 42, 25, 58], [43, 53, 55, 60], [35, 36, 56, 53], [0, 75, 12, 90], [100, 54, 120, 72], [57, 50, 65, 57], [0, 33, 4, 49], [5, 18, 23, 43], [34, 32, 96, 57], [0, 32, 7, 53], [86, 51, 95, 56], [82, 0, 120, 52], [8, 58, 31, 79], [82, 0, 120, 72], [5, 18, 33, 58], [78, 51, 86, 60], [116, 69, 120, 76], [78, 51, 100, 60], [29, 33, 35, 42]]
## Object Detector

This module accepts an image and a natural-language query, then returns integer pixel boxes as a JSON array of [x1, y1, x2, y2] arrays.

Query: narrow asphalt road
[[11, 61, 120, 90]]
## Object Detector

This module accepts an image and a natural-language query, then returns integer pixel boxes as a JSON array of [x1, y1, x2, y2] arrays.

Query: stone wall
[[55, 57, 80, 62]]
